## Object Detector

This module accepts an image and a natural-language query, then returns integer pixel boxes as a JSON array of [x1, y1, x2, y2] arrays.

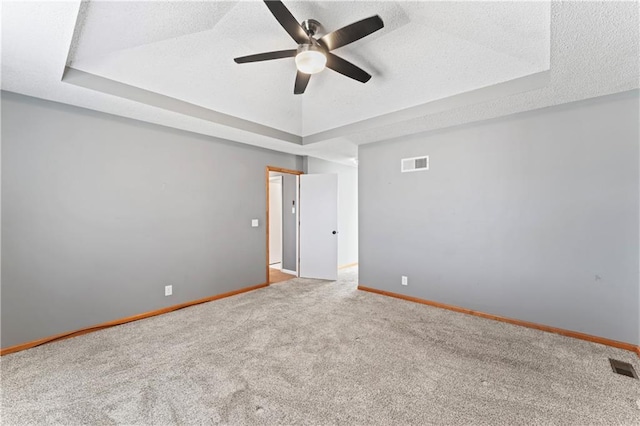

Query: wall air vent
[[401, 156, 429, 173]]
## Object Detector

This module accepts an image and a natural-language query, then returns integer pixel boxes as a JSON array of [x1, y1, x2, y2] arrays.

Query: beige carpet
[[2, 267, 639, 425]]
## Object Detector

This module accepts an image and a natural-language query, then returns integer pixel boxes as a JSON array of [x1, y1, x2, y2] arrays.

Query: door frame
[[265, 166, 304, 284]]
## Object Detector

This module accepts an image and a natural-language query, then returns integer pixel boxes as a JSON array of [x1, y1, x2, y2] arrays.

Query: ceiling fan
[[234, 0, 384, 95]]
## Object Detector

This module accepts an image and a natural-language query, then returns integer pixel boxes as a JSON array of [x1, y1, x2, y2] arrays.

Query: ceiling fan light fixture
[[295, 44, 326, 74]]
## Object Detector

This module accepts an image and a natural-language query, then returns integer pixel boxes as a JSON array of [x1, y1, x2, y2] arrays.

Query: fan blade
[[234, 49, 297, 63], [264, 0, 309, 45], [325, 53, 371, 83], [319, 15, 384, 51], [294, 71, 311, 94]]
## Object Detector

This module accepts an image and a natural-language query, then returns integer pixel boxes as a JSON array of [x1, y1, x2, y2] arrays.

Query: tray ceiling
[[68, 1, 550, 137]]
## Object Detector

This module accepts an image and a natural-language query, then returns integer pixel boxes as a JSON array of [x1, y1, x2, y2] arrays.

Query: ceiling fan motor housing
[[302, 19, 322, 37]]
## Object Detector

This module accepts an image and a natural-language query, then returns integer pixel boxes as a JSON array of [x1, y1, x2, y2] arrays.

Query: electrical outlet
[[165, 285, 173, 296], [401, 276, 408, 286]]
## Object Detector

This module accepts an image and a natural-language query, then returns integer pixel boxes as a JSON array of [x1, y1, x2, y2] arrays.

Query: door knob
[[332, 231, 337, 234]]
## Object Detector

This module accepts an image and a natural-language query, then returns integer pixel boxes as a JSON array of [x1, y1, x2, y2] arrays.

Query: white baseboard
[[281, 268, 297, 275]]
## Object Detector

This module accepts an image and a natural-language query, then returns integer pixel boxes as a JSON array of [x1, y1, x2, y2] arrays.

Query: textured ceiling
[[1, 1, 638, 165], [68, 1, 549, 136]]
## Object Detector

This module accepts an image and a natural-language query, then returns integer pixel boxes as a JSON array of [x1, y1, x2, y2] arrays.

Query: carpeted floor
[[2, 267, 639, 425]]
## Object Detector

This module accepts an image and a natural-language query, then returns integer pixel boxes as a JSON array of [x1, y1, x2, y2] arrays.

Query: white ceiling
[[2, 1, 638, 165]]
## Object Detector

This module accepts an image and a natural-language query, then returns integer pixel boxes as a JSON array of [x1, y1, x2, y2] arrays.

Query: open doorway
[[266, 166, 303, 284], [268, 175, 283, 268]]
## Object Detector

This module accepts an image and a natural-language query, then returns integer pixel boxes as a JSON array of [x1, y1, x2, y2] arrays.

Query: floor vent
[[609, 358, 638, 379]]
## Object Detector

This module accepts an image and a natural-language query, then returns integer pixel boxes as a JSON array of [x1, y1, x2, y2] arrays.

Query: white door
[[269, 176, 283, 265], [299, 174, 338, 280]]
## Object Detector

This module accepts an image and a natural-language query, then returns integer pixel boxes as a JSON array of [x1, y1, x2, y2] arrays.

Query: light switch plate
[[251, 219, 259, 227]]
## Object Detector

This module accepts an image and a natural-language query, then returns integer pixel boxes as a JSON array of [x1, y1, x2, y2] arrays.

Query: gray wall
[[359, 90, 640, 345], [306, 157, 358, 267], [1, 91, 302, 348]]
